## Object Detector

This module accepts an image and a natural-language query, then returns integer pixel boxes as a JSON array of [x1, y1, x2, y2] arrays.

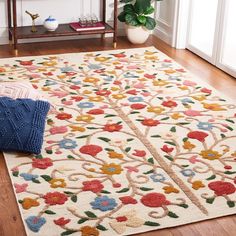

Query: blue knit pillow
[[0, 97, 50, 154]]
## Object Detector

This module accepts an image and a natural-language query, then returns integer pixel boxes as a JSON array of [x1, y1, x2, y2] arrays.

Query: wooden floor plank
[[0, 36, 235, 236]]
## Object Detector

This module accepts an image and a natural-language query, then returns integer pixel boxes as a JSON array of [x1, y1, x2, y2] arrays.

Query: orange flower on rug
[[1, 47, 236, 236]]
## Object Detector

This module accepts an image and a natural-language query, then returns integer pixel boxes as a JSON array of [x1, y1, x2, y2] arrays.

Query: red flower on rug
[[119, 196, 137, 205], [161, 145, 174, 153], [96, 90, 111, 96], [79, 144, 103, 156], [70, 85, 80, 90], [131, 103, 147, 110], [87, 109, 104, 115], [208, 181, 236, 196], [82, 180, 104, 193], [144, 74, 156, 79], [141, 193, 170, 207], [71, 96, 84, 102], [161, 100, 178, 108], [187, 131, 209, 142], [32, 158, 53, 169], [54, 217, 71, 226], [20, 60, 33, 66], [142, 119, 160, 127], [103, 123, 123, 132], [126, 89, 138, 95], [201, 88, 212, 94], [43, 192, 68, 205], [56, 113, 72, 120], [132, 150, 146, 157]]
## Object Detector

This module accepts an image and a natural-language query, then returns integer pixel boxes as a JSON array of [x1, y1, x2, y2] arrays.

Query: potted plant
[[118, 0, 162, 44]]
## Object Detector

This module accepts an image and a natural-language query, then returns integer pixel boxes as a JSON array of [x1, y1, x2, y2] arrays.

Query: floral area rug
[[1, 47, 236, 236]]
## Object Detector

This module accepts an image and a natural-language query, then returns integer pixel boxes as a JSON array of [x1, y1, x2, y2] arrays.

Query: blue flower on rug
[[128, 97, 144, 103], [88, 64, 102, 70], [180, 169, 195, 177], [20, 173, 39, 181], [77, 102, 94, 109], [90, 196, 117, 211], [197, 122, 213, 131], [58, 139, 77, 149], [150, 173, 166, 183], [25, 216, 46, 232], [61, 66, 74, 73]]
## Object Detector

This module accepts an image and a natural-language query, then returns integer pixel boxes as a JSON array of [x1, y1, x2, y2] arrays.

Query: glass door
[[216, 0, 236, 77]]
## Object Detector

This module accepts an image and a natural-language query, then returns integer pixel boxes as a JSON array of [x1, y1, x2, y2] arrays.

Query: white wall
[[154, 0, 177, 46], [0, 0, 122, 45]]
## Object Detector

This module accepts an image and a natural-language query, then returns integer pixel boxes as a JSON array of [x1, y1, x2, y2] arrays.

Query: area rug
[[1, 47, 236, 236]]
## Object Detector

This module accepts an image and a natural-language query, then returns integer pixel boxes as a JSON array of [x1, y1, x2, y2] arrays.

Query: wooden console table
[[7, 0, 118, 55]]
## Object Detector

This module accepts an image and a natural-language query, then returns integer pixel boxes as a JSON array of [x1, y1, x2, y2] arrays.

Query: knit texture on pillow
[[0, 97, 50, 154]]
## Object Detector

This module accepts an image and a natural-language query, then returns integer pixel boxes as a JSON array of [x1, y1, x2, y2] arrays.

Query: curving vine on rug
[[1, 47, 236, 236]]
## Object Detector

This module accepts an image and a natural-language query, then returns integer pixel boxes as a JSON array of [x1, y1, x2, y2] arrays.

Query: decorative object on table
[[3, 47, 235, 236], [43, 16, 59, 31], [0, 97, 50, 154], [78, 14, 99, 27], [70, 21, 105, 32], [25, 10, 39, 33], [118, 0, 163, 44]]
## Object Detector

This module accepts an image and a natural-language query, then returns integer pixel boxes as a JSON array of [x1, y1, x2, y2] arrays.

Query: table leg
[[12, 0, 18, 55], [7, 0, 12, 42], [113, 0, 118, 48]]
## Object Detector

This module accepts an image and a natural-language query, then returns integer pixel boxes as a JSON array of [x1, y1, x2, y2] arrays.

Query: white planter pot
[[125, 24, 150, 44]]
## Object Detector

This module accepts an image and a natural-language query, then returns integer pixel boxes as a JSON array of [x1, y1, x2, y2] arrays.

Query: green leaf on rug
[[61, 230, 77, 235], [46, 150, 53, 154], [227, 201, 235, 208], [206, 175, 216, 180], [32, 179, 40, 184], [84, 211, 97, 218], [143, 169, 154, 174], [64, 191, 74, 195], [226, 126, 233, 131], [140, 187, 154, 191], [161, 117, 169, 121], [164, 141, 176, 146], [220, 134, 226, 138], [116, 188, 130, 193], [151, 135, 161, 138], [96, 224, 108, 231], [13, 171, 19, 177], [144, 221, 160, 226], [87, 127, 100, 130], [105, 148, 114, 152], [71, 195, 77, 203], [168, 211, 179, 218], [170, 126, 176, 132], [130, 111, 140, 114], [18, 200, 23, 204], [177, 122, 190, 125], [164, 155, 174, 161], [125, 147, 131, 153], [226, 119, 235, 124], [178, 204, 189, 208], [206, 198, 215, 204], [45, 210, 56, 215], [127, 138, 134, 142], [76, 135, 90, 139], [148, 158, 154, 164], [41, 175, 52, 182], [98, 137, 111, 142], [182, 137, 188, 142], [101, 190, 111, 194], [77, 218, 89, 224], [67, 155, 75, 159], [224, 171, 236, 175], [104, 114, 116, 118]]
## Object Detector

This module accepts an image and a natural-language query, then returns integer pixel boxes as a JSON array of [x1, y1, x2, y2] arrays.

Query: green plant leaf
[[77, 218, 88, 224], [144, 221, 160, 226], [134, 0, 152, 14], [145, 16, 156, 30], [125, 13, 139, 26], [124, 4, 135, 14], [84, 211, 97, 218], [144, 6, 155, 15], [137, 15, 147, 25]]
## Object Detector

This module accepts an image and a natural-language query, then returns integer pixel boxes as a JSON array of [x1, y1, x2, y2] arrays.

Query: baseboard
[[153, 27, 172, 45]]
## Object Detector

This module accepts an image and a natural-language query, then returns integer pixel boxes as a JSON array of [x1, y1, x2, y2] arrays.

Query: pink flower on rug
[[119, 196, 137, 205], [14, 183, 28, 193], [79, 144, 103, 156], [130, 103, 146, 110], [133, 82, 146, 89], [132, 150, 146, 157], [187, 131, 209, 142], [32, 158, 53, 169], [126, 89, 138, 95], [124, 166, 139, 173], [141, 193, 170, 207], [96, 90, 111, 96], [176, 68, 186, 73], [49, 90, 68, 98], [183, 80, 197, 87], [184, 110, 202, 117], [82, 180, 104, 193], [144, 74, 156, 79], [43, 192, 68, 205], [161, 145, 174, 153], [208, 181, 236, 196], [54, 217, 71, 226], [70, 85, 80, 90], [49, 126, 68, 135], [189, 155, 199, 164], [141, 92, 151, 97], [62, 100, 73, 105], [201, 88, 212, 94]]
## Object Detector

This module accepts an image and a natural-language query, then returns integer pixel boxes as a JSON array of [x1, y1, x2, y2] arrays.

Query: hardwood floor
[[0, 36, 235, 236]]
